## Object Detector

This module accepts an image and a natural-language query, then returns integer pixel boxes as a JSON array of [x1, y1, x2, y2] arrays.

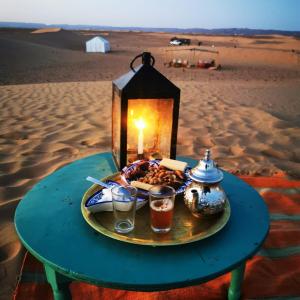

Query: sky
[[0, 0, 299, 31]]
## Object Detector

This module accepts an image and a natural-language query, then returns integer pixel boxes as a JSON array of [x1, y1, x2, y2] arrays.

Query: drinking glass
[[112, 186, 137, 234], [149, 185, 175, 233]]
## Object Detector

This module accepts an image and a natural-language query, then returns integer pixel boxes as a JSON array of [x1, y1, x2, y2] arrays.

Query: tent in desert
[[86, 36, 110, 53]]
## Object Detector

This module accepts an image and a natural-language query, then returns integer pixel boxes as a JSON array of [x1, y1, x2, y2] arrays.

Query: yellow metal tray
[[81, 173, 231, 246]]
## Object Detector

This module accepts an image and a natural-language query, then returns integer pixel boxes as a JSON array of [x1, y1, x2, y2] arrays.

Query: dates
[[125, 160, 186, 189]]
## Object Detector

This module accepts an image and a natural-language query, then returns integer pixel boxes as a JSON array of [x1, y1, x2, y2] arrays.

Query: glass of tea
[[112, 185, 137, 234], [149, 185, 176, 233]]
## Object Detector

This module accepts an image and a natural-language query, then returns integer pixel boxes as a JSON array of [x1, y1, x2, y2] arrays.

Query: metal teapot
[[184, 149, 227, 217]]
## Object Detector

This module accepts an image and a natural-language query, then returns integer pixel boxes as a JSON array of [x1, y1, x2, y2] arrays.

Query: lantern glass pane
[[112, 90, 121, 166], [127, 99, 174, 163]]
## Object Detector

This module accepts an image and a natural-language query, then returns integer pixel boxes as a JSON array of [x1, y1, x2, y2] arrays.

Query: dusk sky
[[1, 0, 299, 31]]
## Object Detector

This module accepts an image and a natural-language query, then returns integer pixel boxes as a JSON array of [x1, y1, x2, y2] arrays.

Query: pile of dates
[[125, 160, 186, 190]]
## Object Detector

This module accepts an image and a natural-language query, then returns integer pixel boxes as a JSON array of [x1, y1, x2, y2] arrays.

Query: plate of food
[[121, 158, 192, 196]]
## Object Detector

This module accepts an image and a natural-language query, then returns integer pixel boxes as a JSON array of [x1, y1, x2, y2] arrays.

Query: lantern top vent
[[113, 52, 180, 98]]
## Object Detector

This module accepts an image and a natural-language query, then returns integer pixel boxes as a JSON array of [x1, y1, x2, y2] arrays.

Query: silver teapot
[[184, 149, 227, 217]]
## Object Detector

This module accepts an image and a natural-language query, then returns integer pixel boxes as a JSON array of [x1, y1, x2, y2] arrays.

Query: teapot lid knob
[[204, 149, 210, 162]]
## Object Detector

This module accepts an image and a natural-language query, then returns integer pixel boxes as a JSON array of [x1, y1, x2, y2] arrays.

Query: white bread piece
[[160, 158, 187, 172], [131, 181, 153, 191]]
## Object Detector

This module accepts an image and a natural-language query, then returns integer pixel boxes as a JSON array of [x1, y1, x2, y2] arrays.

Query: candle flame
[[134, 118, 146, 130]]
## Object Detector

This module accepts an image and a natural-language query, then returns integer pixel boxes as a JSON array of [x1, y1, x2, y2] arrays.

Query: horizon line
[[0, 21, 300, 33]]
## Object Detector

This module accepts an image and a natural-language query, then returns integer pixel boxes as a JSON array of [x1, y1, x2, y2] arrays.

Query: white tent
[[86, 36, 110, 53]]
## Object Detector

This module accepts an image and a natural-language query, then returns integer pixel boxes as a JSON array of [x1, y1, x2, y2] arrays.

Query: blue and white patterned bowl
[[85, 180, 147, 213]]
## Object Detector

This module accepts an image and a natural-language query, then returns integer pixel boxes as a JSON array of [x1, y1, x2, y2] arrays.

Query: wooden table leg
[[228, 262, 246, 300], [44, 264, 72, 300]]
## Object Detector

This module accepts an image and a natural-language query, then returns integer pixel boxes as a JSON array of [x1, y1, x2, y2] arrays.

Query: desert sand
[[0, 29, 300, 299]]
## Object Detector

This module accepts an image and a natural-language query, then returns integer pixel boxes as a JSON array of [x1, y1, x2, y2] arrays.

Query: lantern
[[112, 52, 180, 170]]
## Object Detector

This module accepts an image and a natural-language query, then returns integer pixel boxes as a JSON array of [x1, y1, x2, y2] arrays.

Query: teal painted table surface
[[15, 152, 269, 300]]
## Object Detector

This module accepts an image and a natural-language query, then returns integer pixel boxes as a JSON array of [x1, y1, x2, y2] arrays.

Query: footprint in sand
[[0, 162, 19, 174], [0, 222, 22, 264], [0, 241, 22, 264], [53, 147, 78, 157], [261, 148, 290, 160], [230, 145, 245, 156], [194, 136, 215, 148]]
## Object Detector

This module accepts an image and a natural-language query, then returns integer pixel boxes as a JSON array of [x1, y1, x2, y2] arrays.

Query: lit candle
[[135, 118, 146, 155]]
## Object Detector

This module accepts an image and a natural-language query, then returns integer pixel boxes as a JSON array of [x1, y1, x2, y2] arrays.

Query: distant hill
[[1, 22, 300, 37], [31, 27, 61, 34], [0, 28, 85, 51]]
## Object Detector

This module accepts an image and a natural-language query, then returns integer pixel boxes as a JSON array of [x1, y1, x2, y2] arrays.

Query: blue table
[[14, 152, 269, 300]]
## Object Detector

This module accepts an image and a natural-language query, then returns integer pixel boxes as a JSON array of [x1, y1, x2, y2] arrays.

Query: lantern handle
[[130, 52, 155, 73]]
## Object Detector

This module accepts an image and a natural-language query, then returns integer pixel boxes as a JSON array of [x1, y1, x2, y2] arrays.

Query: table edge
[[15, 216, 269, 292]]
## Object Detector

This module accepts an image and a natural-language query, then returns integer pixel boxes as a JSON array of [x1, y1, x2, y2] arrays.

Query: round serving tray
[[81, 173, 231, 246]]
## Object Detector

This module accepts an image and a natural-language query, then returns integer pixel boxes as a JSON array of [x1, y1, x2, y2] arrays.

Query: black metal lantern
[[112, 52, 180, 169]]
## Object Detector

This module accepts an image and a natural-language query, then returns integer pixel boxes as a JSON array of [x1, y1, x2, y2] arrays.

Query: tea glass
[[149, 185, 175, 233], [112, 186, 137, 234]]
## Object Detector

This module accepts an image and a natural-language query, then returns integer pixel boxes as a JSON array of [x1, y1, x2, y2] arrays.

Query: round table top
[[15, 152, 269, 291]]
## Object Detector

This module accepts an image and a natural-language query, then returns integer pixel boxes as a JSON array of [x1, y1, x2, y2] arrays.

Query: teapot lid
[[189, 149, 223, 184]]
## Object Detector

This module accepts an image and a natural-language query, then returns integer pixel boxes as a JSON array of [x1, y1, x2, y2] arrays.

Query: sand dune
[[1, 29, 299, 85], [0, 29, 300, 299]]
